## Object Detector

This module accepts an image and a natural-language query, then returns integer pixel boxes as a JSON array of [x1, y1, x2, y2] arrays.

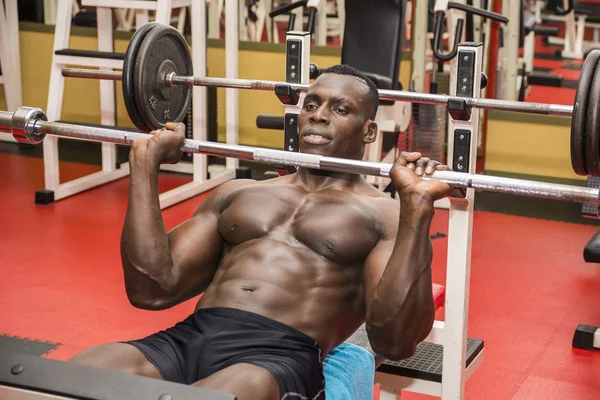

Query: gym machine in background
[[415, 0, 507, 207], [498, 0, 566, 101], [542, 0, 600, 61], [517, 0, 563, 101], [255, 0, 320, 178]]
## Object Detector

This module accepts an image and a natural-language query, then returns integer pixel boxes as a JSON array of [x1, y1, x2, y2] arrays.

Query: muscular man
[[70, 65, 452, 400]]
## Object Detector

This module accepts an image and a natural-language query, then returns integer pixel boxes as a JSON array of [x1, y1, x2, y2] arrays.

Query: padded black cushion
[[341, 0, 406, 91], [575, 2, 599, 16], [533, 26, 559, 36], [363, 72, 393, 90], [584, 228, 600, 263]]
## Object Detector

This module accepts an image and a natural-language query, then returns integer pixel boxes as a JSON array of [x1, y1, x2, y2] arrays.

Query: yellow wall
[[0, 29, 133, 127], [1, 27, 411, 151], [485, 113, 582, 181]]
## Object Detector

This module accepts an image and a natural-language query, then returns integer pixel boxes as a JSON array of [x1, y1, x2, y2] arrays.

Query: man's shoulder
[[356, 183, 399, 207], [353, 185, 400, 235], [200, 178, 258, 211], [218, 178, 258, 191]]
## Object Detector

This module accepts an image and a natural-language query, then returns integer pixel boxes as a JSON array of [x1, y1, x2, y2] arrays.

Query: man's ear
[[364, 120, 378, 144]]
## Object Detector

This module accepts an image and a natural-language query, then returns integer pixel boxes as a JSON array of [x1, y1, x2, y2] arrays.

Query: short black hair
[[317, 64, 379, 120]]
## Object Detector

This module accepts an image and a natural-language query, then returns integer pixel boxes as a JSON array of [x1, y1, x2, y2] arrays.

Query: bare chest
[[218, 185, 380, 264]]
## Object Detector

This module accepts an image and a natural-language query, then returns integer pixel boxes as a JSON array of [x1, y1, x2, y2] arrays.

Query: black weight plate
[[571, 50, 600, 175], [122, 22, 163, 132], [586, 63, 600, 177], [133, 25, 193, 132]]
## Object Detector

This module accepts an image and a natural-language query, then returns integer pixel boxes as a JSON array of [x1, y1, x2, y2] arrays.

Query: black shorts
[[125, 307, 325, 399]]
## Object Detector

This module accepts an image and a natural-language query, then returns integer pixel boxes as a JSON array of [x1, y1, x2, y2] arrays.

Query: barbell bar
[[3, 106, 599, 212], [61, 68, 574, 118]]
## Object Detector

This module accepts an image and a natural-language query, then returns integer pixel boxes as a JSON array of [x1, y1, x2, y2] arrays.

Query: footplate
[[376, 338, 484, 382]]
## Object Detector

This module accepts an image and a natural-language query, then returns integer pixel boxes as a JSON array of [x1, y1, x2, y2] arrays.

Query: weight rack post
[[445, 41, 484, 399], [279, 30, 312, 175]]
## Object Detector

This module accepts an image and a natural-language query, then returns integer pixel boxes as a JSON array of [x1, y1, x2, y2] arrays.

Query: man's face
[[298, 74, 375, 160]]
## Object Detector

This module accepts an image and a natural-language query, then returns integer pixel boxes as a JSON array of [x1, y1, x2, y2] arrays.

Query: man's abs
[[195, 238, 367, 355]]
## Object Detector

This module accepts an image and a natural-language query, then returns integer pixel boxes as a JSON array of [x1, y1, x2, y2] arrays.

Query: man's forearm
[[366, 194, 436, 359], [120, 149, 177, 305]]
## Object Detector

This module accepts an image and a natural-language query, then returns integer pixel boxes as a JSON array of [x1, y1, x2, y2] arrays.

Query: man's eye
[[335, 108, 347, 115], [305, 104, 317, 111]]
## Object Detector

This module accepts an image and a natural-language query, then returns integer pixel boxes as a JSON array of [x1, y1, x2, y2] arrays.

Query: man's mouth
[[302, 130, 332, 145]]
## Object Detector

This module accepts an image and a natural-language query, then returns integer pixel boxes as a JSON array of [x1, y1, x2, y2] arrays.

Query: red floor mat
[[0, 154, 201, 357], [511, 376, 598, 400], [534, 59, 569, 70]]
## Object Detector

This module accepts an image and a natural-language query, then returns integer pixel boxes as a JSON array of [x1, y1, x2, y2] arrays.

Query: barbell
[[59, 23, 600, 178], [3, 106, 600, 215]]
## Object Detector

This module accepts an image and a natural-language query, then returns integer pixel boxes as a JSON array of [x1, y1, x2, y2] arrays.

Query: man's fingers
[[395, 151, 422, 166], [395, 153, 448, 176], [414, 157, 429, 176], [425, 160, 441, 175], [165, 122, 186, 135]]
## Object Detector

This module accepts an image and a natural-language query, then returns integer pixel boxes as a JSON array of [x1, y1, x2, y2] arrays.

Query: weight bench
[[322, 283, 447, 400], [546, 1, 600, 60], [572, 229, 600, 351]]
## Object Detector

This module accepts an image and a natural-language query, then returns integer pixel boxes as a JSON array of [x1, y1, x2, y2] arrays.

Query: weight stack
[[435, 72, 451, 95], [402, 103, 446, 163], [182, 86, 218, 162], [184, 103, 193, 161], [581, 176, 600, 218]]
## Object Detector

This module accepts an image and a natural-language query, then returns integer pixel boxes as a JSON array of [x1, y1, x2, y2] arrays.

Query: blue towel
[[323, 342, 375, 400]]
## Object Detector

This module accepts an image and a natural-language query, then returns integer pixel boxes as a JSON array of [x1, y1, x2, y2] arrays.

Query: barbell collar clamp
[[9, 108, 47, 145]]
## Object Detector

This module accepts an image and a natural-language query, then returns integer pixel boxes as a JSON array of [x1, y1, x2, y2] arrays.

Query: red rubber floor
[[1, 152, 600, 399]]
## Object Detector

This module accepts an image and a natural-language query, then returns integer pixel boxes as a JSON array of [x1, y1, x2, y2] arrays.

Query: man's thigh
[[69, 342, 162, 380], [193, 363, 279, 400]]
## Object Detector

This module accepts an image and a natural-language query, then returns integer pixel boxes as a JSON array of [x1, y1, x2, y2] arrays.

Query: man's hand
[[131, 122, 186, 166], [390, 151, 452, 202]]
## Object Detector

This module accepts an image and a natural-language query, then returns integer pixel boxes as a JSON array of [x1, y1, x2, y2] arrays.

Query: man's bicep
[[168, 209, 223, 280], [164, 182, 239, 298], [363, 237, 395, 312], [167, 179, 253, 270]]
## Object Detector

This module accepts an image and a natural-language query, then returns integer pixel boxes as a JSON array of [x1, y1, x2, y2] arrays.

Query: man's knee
[[69, 342, 161, 379]]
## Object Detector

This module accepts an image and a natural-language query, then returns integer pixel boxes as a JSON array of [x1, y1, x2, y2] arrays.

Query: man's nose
[[309, 105, 329, 124]]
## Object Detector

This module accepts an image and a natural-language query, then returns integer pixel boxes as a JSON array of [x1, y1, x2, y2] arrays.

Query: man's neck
[[292, 167, 364, 192]]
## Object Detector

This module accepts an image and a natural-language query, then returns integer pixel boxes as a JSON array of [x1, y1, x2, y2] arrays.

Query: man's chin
[[298, 144, 332, 156]]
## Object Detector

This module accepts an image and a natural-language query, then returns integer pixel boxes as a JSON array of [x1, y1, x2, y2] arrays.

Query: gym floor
[[2, 31, 600, 400]]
